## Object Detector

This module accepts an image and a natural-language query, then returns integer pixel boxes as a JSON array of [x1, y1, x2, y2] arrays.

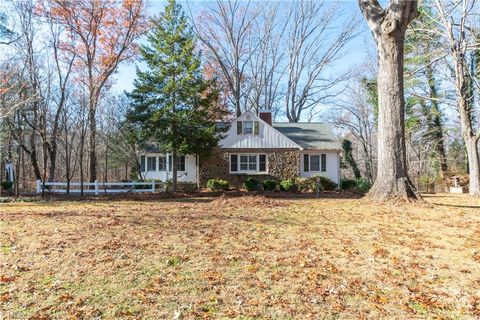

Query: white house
[[139, 111, 342, 186]]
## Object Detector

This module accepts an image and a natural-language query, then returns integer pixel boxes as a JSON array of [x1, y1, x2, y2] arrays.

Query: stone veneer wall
[[199, 148, 300, 187]]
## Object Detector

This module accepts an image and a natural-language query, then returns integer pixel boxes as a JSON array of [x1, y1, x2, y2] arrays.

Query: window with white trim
[[237, 120, 259, 135], [158, 156, 166, 171], [244, 121, 253, 134], [230, 154, 267, 173], [147, 156, 157, 171], [304, 154, 327, 172], [168, 155, 186, 171]]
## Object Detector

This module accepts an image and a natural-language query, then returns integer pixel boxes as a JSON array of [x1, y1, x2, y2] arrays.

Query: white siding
[[220, 111, 301, 149], [300, 151, 340, 184], [141, 154, 197, 183]]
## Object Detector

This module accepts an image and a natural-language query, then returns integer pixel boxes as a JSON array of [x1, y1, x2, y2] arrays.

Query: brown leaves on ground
[[1, 193, 480, 319]]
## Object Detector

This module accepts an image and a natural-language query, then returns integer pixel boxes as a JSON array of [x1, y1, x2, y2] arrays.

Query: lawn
[[1, 193, 480, 319]]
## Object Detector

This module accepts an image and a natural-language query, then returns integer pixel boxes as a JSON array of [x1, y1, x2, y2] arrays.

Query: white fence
[[36, 180, 163, 195]]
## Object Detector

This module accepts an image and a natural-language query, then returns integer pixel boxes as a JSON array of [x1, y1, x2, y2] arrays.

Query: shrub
[[340, 178, 357, 190], [244, 177, 260, 191], [279, 179, 296, 192], [0, 181, 13, 190], [318, 176, 337, 191], [262, 179, 277, 191], [354, 178, 372, 194], [207, 179, 229, 191], [297, 176, 337, 192], [296, 178, 313, 192]]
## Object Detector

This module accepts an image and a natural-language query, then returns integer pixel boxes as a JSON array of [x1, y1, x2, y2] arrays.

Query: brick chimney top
[[259, 110, 272, 126]]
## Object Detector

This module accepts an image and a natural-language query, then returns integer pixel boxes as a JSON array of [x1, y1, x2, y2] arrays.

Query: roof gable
[[219, 111, 302, 149]]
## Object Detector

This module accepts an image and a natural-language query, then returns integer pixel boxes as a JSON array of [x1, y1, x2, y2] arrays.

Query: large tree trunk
[[457, 74, 480, 195], [465, 136, 480, 195], [359, 0, 421, 201], [368, 34, 419, 201]]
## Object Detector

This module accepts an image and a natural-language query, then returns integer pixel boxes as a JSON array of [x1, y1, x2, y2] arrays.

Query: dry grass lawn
[[1, 193, 480, 319]]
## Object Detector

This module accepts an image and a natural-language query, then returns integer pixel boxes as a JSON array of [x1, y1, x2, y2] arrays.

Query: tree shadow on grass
[[432, 203, 480, 209], [14, 190, 364, 204]]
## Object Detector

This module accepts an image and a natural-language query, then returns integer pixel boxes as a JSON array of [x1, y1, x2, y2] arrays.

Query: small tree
[[127, 0, 227, 192]]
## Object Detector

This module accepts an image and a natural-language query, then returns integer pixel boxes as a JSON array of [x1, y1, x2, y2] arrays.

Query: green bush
[[207, 179, 229, 191], [244, 177, 260, 191], [340, 178, 357, 190], [318, 176, 337, 191], [354, 178, 371, 194], [0, 181, 13, 190], [262, 179, 277, 191], [279, 179, 296, 192]]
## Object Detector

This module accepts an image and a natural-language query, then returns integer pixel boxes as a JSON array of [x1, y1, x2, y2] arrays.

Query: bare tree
[[284, 1, 357, 122], [8, 0, 44, 182], [192, 0, 262, 117], [40, 0, 147, 184], [42, 14, 76, 182], [324, 79, 376, 182], [433, 0, 480, 196], [244, 3, 287, 115], [358, 0, 421, 201]]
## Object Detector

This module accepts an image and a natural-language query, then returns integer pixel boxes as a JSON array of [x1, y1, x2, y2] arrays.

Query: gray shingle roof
[[141, 143, 162, 153], [273, 122, 342, 151]]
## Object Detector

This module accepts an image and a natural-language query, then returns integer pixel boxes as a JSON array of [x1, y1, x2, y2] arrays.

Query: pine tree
[[127, 0, 227, 192]]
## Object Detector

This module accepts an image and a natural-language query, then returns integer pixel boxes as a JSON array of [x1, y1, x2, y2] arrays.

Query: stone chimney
[[259, 110, 272, 126]]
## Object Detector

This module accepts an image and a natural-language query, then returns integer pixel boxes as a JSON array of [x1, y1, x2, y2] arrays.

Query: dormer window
[[237, 120, 259, 135], [243, 121, 253, 134]]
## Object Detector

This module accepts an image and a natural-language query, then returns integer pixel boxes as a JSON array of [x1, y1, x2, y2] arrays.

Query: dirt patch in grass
[[1, 193, 480, 319]]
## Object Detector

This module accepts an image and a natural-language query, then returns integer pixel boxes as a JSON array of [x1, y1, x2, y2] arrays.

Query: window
[[168, 155, 186, 171], [304, 154, 327, 172], [230, 154, 267, 173], [140, 156, 146, 172], [237, 120, 259, 135], [147, 156, 157, 171], [158, 156, 166, 171], [243, 121, 253, 134], [259, 154, 266, 172], [321, 154, 327, 172], [230, 154, 238, 172], [310, 155, 320, 171]]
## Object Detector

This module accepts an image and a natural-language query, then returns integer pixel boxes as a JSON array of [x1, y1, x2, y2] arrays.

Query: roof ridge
[[272, 122, 327, 125]]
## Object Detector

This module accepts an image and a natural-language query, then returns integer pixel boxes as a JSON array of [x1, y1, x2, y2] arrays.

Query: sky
[[0, 0, 377, 122], [112, 0, 376, 98]]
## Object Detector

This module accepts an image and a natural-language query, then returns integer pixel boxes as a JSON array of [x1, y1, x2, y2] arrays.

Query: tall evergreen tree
[[404, 5, 448, 177], [127, 0, 227, 192]]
